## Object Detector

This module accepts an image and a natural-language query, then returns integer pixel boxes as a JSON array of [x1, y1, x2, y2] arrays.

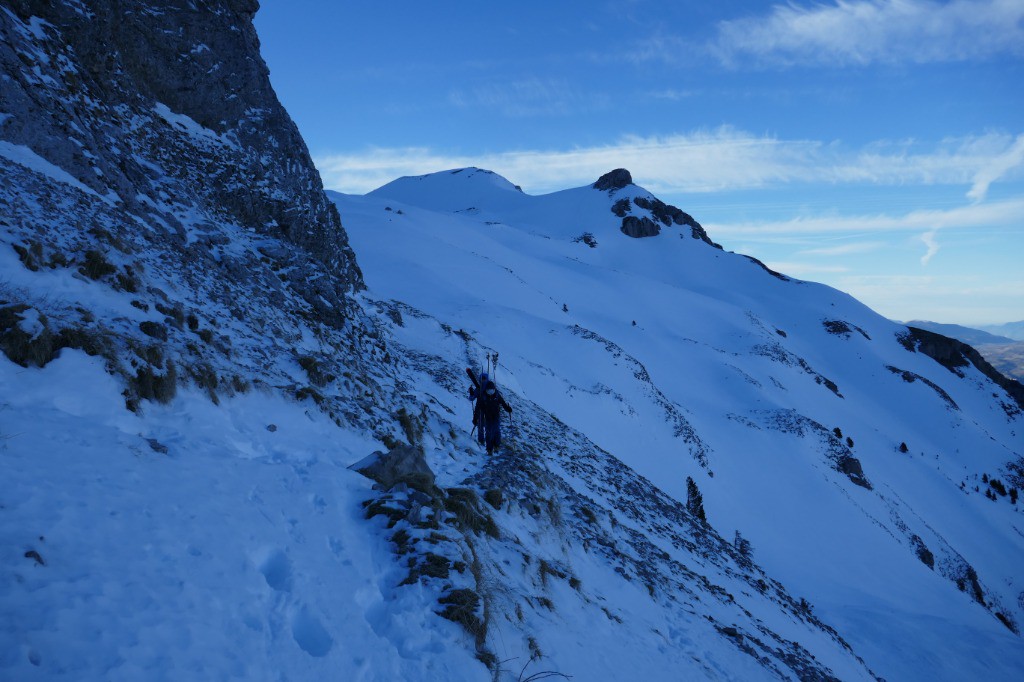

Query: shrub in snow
[[297, 354, 334, 388], [0, 305, 54, 367], [437, 588, 486, 643], [483, 488, 503, 510], [80, 249, 117, 280], [139, 320, 167, 341]]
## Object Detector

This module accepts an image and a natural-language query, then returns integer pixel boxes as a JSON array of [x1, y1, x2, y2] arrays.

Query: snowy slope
[[330, 167, 1024, 680]]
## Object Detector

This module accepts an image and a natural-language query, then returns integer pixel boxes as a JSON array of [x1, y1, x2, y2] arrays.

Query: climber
[[467, 370, 512, 454]]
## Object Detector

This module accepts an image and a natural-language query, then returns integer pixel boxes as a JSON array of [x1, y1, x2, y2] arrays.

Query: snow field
[[0, 350, 481, 681]]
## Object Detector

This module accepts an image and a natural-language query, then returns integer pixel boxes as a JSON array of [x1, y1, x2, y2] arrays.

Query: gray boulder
[[350, 445, 436, 493]]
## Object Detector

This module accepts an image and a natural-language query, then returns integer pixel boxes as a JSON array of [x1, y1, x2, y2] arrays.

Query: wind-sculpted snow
[[568, 323, 710, 467]]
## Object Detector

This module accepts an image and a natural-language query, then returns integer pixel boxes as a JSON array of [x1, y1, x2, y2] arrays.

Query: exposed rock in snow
[[350, 444, 437, 493], [592, 167, 633, 192], [619, 214, 661, 238]]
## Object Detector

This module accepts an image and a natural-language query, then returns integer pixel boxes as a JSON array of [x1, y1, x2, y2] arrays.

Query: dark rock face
[[903, 327, 1024, 410], [886, 365, 959, 410], [0, 1, 387, 421], [910, 535, 935, 569], [611, 198, 632, 217], [837, 455, 871, 489], [593, 168, 633, 192], [0, 0, 360, 288], [620, 215, 661, 238], [633, 195, 721, 248]]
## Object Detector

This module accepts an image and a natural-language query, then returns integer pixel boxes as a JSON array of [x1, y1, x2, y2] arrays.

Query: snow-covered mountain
[[3, 3, 1023, 681], [326, 167, 1024, 680]]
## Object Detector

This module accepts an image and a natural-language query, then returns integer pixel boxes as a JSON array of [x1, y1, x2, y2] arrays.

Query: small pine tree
[[983, 473, 989, 483], [686, 476, 706, 524], [734, 531, 753, 569], [1010, 488, 1018, 504], [833, 427, 843, 439], [846, 436, 854, 448], [899, 442, 908, 453]]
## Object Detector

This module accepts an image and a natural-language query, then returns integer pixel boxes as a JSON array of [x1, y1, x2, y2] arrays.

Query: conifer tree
[[734, 531, 753, 569], [686, 476, 706, 524]]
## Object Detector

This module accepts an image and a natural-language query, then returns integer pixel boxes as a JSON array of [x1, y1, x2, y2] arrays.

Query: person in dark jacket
[[470, 377, 512, 454]]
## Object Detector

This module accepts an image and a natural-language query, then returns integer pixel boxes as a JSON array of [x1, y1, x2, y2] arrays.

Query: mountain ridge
[[331, 163, 1024, 679]]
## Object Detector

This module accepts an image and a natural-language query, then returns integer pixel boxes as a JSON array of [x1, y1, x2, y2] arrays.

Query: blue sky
[[254, 1, 1024, 325]]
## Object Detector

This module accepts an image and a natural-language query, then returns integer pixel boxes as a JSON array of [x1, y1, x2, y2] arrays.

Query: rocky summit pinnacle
[[593, 168, 633, 192]]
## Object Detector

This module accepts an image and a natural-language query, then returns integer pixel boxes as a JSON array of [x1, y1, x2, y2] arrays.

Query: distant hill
[[904, 320, 1015, 345], [979, 321, 1024, 341]]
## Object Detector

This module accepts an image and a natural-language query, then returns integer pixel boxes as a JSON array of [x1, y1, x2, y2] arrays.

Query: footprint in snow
[[256, 548, 292, 593], [292, 606, 333, 657]]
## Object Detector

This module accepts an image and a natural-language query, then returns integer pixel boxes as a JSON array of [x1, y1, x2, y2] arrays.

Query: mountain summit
[[593, 167, 634, 191]]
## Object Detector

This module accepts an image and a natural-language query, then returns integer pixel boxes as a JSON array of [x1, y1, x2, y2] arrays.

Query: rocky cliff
[[2, 0, 357, 282], [0, 0, 381, 421]]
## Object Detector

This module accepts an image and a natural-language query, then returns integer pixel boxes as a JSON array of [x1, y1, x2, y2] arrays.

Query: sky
[[253, 0, 1024, 326]]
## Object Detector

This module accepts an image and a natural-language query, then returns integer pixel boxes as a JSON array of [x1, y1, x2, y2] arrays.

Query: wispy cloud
[[647, 88, 701, 101], [448, 78, 609, 117], [919, 228, 941, 265], [706, 198, 1024, 236], [711, 0, 1024, 67], [967, 133, 1024, 202], [314, 129, 1024, 196], [833, 274, 1024, 324], [762, 262, 852, 276], [796, 241, 887, 256]]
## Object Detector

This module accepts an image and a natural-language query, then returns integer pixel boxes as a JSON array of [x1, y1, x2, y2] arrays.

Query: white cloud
[[761, 262, 852, 275], [448, 78, 608, 117], [712, 0, 1024, 67], [706, 198, 1024, 236], [920, 228, 941, 265], [796, 241, 887, 256], [314, 129, 1024, 196], [833, 274, 1024, 324], [967, 134, 1024, 202]]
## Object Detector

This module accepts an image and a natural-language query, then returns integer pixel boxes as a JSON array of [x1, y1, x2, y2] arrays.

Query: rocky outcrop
[[350, 444, 436, 493], [0, 1, 385, 422], [0, 0, 360, 288], [633, 195, 721, 248], [901, 327, 1024, 410], [597, 172, 722, 247], [593, 168, 633, 192], [620, 215, 661, 238]]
